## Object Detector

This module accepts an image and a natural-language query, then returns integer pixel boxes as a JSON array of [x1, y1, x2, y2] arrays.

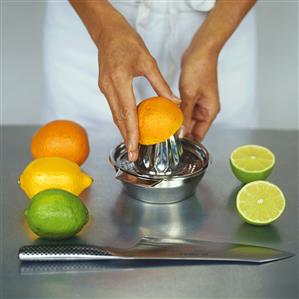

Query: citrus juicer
[[109, 132, 209, 204]]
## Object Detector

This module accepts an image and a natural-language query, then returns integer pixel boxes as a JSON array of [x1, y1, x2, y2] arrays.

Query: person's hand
[[95, 10, 174, 161], [69, 0, 174, 161], [178, 0, 257, 141], [179, 47, 220, 141]]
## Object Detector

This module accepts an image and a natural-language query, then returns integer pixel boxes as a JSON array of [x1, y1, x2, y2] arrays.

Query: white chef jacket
[[42, 0, 257, 129]]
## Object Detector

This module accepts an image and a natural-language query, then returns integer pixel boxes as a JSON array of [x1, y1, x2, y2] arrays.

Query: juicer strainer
[[109, 134, 209, 204]]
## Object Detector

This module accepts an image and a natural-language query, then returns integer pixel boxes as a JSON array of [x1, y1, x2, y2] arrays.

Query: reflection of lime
[[236, 181, 285, 226], [24, 189, 89, 240], [230, 145, 275, 183], [235, 223, 281, 244]]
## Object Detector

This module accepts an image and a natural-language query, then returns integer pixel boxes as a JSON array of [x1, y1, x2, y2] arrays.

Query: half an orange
[[137, 96, 184, 145]]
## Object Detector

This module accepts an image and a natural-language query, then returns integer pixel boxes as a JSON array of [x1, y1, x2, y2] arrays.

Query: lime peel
[[24, 189, 89, 240], [230, 145, 275, 183]]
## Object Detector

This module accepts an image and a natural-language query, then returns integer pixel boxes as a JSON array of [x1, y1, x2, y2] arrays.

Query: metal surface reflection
[[19, 258, 253, 276], [112, 190, 207, 242]]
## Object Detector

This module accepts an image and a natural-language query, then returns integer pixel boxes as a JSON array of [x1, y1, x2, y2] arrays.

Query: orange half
[[137, 96, 183, 145]]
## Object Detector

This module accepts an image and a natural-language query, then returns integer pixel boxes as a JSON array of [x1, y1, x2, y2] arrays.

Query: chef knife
[[19, 236, 294, 264]]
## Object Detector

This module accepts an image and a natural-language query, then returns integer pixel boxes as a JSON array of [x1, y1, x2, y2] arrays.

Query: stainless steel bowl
[[109, 138, 209, 204]]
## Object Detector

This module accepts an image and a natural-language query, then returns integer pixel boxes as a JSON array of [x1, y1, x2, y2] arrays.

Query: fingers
[[191, 120, 211, 141], [98, 78, 127, 140], [99, 53, 179, 162], [192, 103, 210, 121], [113, 79, 139, 162], [143, 59, 179, 102], [99, 75, 139, 162], [180, 87, 198, 136], [191, 99, 220, 141]]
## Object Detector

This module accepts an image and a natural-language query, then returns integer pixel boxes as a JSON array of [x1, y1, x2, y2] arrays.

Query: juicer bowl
[[109, 138, 209, 204]]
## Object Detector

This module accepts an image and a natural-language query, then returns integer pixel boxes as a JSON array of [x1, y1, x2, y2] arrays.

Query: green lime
[[24, 189, 89, 240], [236, 181, 286, 225], [230, 145, 275, 183]]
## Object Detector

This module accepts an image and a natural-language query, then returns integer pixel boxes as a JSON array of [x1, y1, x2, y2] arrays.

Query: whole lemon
[[24, 189, 89, 240], [31, 120, 90, 166], [137, 97, 184, 145], [19, 157, 93, 199]]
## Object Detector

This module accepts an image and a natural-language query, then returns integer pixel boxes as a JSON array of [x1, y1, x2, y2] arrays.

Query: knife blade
[[19, 236, 294, 264]]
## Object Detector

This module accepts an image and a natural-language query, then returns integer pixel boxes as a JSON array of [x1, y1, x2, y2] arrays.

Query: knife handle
[[19, 244, 116, 261]]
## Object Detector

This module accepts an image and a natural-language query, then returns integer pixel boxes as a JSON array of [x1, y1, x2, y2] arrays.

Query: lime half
[[230, 145, 275, 183], [236, 181, 286, 225]]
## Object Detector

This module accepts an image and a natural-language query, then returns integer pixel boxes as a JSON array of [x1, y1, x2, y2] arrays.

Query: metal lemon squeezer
[[109, 131, 209, 204]]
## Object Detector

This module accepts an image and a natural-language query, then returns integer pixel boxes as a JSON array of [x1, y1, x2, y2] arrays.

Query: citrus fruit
[[24, 189, 89, 240], [31, 120, 90, 165], [137, 96, 183, 145], [230, 145, 275, 183], [19, 157, 93, 199], [236, 181, 286, 225]]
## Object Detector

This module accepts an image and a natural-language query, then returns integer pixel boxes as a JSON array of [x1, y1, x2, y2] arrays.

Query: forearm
[[189, 0, 257, 55], [69, 0, 130, 46]]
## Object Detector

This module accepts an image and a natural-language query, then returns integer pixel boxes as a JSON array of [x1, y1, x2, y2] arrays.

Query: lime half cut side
[[236, 181, 286, 225], [230, 145, 275, 183]]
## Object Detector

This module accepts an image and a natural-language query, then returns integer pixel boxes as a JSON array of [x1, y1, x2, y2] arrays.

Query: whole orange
[[137, 97, 184, 145], [31, 120, 90, 165]]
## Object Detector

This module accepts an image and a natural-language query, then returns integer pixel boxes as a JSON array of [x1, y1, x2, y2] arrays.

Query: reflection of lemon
[[19, 157, 93, 199], [137, 97, 183, 145], [230, 145, 275, 183], [24, 189, 89, 240]]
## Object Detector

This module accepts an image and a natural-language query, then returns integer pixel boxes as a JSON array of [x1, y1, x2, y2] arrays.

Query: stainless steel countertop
[[1, 125, 298, 299]]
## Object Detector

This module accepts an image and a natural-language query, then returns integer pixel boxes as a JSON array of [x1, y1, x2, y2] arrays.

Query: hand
[[179, 47, 220, 141], [69, 1, 174, 161], [96, 12, 173, 161], [178, 0, 257, 141]]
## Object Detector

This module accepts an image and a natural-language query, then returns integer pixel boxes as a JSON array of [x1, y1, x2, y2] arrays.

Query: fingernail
[[128, 151, 133, 161], [170, 94, 182, 105], [182, 123, 191, 137], [200, 105, 211, 117], [195, 135, 203, 142], [178, 125, 185, 138], [204, 109, 211, 117]]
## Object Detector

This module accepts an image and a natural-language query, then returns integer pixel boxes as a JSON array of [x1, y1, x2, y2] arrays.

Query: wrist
[[182, 41, 219, 67], [69, 0, 124, 48], [200, 38, 224, 57], [91, 3, 123, 48], [190, 32, 224, 58], [95, 12, 136, 50]]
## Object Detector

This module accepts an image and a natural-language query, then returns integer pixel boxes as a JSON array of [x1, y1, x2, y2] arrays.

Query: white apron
[[43, 0, 257, 129]]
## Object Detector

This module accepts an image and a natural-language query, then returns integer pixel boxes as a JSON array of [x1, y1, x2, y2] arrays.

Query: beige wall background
[[2, 1, 298, 129]]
